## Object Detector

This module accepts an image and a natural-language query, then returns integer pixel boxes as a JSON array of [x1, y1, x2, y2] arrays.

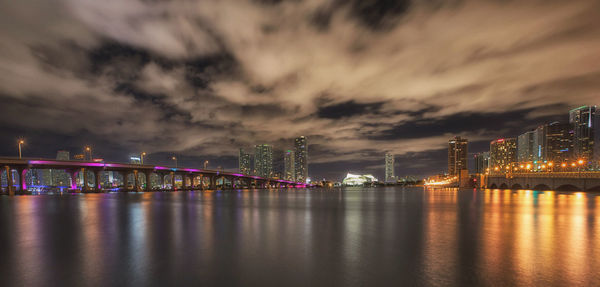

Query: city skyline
[[1, 1, 600, 181]]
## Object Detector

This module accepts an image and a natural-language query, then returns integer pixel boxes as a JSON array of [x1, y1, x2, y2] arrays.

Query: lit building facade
[[448, 136, 468, 176], [294, 136, 308, 183], [517, 130, 535, 163], [284, 150, 295, 181], [238, 148, 252, 175], [474, 152, 490, 174], [254, 144, 273, 178], [569, 105, 596, 162], [546, 121, 573, 163], [490, 138, 517, 172], [385, 153, 395, 183], [342, 173, 378, 186]]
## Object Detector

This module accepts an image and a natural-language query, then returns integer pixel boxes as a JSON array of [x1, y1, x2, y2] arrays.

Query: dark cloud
[[317, 100, 385, 119]]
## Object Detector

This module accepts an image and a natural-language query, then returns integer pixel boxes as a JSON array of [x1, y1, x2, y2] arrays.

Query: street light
[[172, 156, 177, 168], [85, 146, 92, 161], [141, 152, 146, 165], [17, 139, 24, 159], [204, 160, 209, 169]]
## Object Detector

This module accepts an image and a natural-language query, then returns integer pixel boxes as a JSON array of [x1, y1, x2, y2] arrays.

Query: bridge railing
[[489, 172, 600, 179]]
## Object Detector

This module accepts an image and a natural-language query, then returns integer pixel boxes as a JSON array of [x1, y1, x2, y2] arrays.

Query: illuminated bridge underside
[[0, 157, 310, 195], [485, 173, 600, 191]]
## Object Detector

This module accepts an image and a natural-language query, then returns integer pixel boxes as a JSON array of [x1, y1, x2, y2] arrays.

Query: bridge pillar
[[94, 170, 102, 192], [144, 171, 152, 192], [182, 174, 188, 190], [69, 170, 78, 190], [171, 172, 176, 191], [120, 171, 129, 191], [4, 166, 14, 196], [133, 170, 140, 191], [156, 173, 163, 189], [17, 168, 27, 193], [210, 176, 216, 190], [82, 168, 88, 192]]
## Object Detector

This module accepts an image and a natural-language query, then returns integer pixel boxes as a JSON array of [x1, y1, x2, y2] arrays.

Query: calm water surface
[[1, 187, 599, 286]]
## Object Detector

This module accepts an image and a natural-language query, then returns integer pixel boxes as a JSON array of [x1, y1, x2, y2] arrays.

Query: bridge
[[0, 157, 310, 196], [484, 172, 600, 191]]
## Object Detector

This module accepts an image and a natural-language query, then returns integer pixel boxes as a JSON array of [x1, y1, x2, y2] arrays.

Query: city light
[[17, 139, 24, 159]]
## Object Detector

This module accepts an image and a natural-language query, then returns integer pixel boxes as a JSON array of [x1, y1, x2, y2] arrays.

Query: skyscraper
[[385, 153, 395, 183], [56, 150, 70, 161], [569, 105, 596, 161], [517, 130, 535, 162], [474, 152, 490, 174], [546, 121, 573, 163], [448, 136, 468, 176], [238, 148, 251, 175], [294, 136, 308, 183], [284, 150, 295, 181], [254, 144, 273, 178], [490, 138, 517, 173], [532, 125, 547, 162], [54, 150, 70, 186]]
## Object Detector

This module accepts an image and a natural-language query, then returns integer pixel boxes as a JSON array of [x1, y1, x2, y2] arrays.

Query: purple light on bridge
[[154, 166, 169, 170], [29, 160, 105, 167], [230, 173, 244, 177]]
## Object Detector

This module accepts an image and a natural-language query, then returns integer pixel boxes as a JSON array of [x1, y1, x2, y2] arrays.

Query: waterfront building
[[490, 138, 517, 172], [238, 148, 252, 175], [129, 156, 141, 164], [448, 136, 468, 176], [546, 121, 573, 163], [517, 130, 535, 162], [532, 125, 548, 162], [569, 105, 596, 161], [385, 153, 396, 183], [474, 152, 490, 174], [284, 150, 295, 181], [294, 136, 308, 183], [254, 144, 273, 178], [56, 150, 70, 161], [342, 173, 378, 186], [73, 154, 85, 161]]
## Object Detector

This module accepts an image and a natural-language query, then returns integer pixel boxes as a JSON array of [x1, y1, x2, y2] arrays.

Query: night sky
[[0, 0, 599, 181]]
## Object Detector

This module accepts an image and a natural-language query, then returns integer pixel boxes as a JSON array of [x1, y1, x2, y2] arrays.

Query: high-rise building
[[294, 136, 308, 183], [52, 150, 71, 186], [569, 105, 596, 161], [56, 150, 70, 161], [385, 153, 395, 183], [474, 152, 490, 174], [254, 144, 273, 178], [238, 148, 251, 175], [284, 150, 295, 181], [532, 125, 547, 162], [490, 138, 517, 173], [546, 121, 573, 163], [517, 131, 535, 162], [448, 136, 468, 176]]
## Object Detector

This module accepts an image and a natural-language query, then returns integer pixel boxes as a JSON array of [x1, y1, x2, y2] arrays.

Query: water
[[1, 187, 599, 287]]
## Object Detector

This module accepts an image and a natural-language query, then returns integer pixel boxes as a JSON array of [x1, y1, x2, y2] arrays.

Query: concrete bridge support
[[94, 170, 102, 191], [144, 171, 152, 192], [4, 165, 14, 196], [17, 168, 27, 193]]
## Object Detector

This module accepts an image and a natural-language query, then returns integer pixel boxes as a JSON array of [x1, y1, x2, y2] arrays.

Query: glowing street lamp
[[172, 156, 178, 168], [141, 152, 146, 165], [204, 160, 209, 169], [17, 139, 25, 159], [85, 146, 92, 161], [578, 159, 584, 165]]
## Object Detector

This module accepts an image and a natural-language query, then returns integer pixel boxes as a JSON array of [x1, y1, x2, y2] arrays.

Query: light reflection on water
[[0, 187, 599, 286]]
